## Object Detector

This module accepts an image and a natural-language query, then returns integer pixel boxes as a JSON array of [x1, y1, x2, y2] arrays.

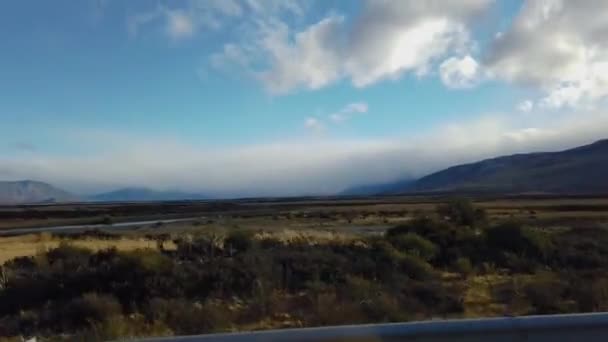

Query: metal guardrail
[[134, 312, 608, 342]]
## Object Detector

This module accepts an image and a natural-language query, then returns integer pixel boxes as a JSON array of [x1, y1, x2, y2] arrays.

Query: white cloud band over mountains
[[4, 109, 608, 196]]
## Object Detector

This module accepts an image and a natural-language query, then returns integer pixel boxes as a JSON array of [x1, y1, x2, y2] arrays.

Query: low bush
[[388, 233, 437, 261]]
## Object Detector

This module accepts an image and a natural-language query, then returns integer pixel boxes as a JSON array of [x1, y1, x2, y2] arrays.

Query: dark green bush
[[225, 230, 255, 255], [387, 233, 437, 261], [523, 273, 567, 314], [486, 222, 552, 261], [62, 293, 123, 328], [146, 298, 232, 335], [436, 198, 486, 227], [399, 254, 434, 280], [453, 257, 473, 277]]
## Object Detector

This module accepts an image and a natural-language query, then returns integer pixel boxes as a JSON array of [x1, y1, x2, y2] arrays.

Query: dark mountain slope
[[403, 139, 608, 194]]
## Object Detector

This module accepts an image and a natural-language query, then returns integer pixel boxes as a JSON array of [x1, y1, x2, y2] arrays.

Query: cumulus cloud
[[439, 55, 481, 88], [344, 0, 488, 87], [518, 100, 534, 112], [212, 0, 491, 94], [255, 15, 345, 93], [329, 102, 368, 123], [304, 117, 325, 132], [485, 0, 608, 108]]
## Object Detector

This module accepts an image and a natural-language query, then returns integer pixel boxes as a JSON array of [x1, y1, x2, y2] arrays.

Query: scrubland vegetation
[[1, 199, 608, 341]]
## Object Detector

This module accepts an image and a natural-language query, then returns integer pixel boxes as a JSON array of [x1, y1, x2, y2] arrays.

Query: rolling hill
[[0, 180, 78, 204], [399, 139, 608, 194]]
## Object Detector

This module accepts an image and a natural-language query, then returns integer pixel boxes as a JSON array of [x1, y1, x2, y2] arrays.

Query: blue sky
[[2, 0, 608, 196]]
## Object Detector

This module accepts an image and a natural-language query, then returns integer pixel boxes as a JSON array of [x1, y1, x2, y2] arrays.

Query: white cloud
[[485, 0, 608, 108], [212, 0, 492, 94], [304, 117, 325, 132], [4, 110, 608, 197], [329, 102, 369, 123], [344, 0, 489, 87], [166, 11, 195, 40], [255, 15, 345, 93], [127, 5, 164, 38], [128, 0, 305, 41], [518, 100, 534, 112], [439, 55, 481, 88]]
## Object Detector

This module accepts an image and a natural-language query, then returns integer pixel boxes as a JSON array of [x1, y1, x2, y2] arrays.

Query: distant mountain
[[399, 139, 608, 194], [90, 187, 207, 202], [0, 180, 77, 204], [340, 179, 414, 196]]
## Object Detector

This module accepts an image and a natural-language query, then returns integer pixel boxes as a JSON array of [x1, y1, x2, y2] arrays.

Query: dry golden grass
[[0, 233, 176, 264], [463, 275, 510, 318], [254, 229, 357, 246]]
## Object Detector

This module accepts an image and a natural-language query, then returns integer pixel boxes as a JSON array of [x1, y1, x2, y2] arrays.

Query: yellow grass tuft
[[0, 234, 175, 264]]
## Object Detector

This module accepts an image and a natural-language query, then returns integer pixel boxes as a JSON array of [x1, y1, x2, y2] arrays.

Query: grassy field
[[142, 198, 608, 236], [0, 233, 176, 264], [2, 195, 608, 233]]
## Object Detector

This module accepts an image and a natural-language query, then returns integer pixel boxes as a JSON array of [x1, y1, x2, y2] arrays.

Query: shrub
[[360, 293, 409, 323], [123, 249, 173, 273], [45, 242, 93, 266], [74, 314, 172, 341], [436, 198, 485, 227], [62, 293, 123, 328], [550, 228, 608, 269], [523, 273, 567, 314], [312, 292, 367, 326], [386, 218, 452, 245], [146, 298, 232, 335], [486, 222, 552, 261], [402, 281, 465, 315], [388, 233, 438, 261], [368, 239, 404, 279], [225, 230, 255, 255], [339, 276, 381, 303], [453, 257, 473, 277], [571, 276, 608, 312], [399, 254, 434, 280]]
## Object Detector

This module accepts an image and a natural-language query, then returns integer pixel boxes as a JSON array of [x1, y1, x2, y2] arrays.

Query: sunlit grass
[[0, 233, 176, 264]]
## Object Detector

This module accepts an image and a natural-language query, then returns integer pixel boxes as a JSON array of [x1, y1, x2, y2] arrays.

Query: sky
[[2, 0, 608, 196]]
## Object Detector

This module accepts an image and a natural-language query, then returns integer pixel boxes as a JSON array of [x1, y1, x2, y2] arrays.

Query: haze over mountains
[[89, 188, 207, 202], [0, 182, 208, 205], [0, 180, 77, 204], [2, 139, 608, 204], [346, 139, 608, 195]]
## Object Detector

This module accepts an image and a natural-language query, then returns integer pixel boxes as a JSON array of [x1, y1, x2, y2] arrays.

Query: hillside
[[402, 139, 608, 194], [0, 180, 77, 204], [90, 187, 207, 202]]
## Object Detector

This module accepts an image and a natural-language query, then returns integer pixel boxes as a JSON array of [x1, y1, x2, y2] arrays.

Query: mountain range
[[345, 139, 608, 195], [2, 139, 608, 204], [0, 182, 208, 205], [0, 180, 77, 204]]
